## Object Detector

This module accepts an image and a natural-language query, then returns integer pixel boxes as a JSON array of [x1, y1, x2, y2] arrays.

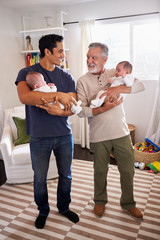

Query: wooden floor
[[0, 144, 117, 186], [1, 160, 160, 240], [73, 144, 94, 161]]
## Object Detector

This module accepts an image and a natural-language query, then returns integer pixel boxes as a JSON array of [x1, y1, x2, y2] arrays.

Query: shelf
[[21, 48, 69, 54], [20, 12, 69, 70], [19, 27, 67, 34], [21, 50, 40, 53]]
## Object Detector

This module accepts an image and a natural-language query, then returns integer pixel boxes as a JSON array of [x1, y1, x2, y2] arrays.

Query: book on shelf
[[26, 52, 68, 69], [26, 53, 40, 67]]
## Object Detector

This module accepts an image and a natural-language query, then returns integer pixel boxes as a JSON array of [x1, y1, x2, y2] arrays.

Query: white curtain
[[146, 13, 160, 143], [79, 20, 95, 149]]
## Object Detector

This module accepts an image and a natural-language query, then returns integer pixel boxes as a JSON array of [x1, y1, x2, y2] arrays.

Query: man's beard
[[87, 64, 99, 73]]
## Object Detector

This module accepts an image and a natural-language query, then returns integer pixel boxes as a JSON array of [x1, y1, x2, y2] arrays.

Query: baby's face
[[115, 63, 127, 78]]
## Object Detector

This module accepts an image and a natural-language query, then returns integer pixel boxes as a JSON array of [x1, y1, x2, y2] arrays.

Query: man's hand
[[57, 92, 77, 110], [99, 86, 121, 103], [47, 83, 55, 87], [36, 97, 64, 116], [102, 97, 123, 111]]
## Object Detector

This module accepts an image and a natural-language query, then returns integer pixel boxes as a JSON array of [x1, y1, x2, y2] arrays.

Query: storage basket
[[128, 124, 136, 145], [134, 142, 160, 164]]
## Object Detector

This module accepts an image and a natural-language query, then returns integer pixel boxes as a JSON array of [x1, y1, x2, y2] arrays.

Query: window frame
[[94, 13, 160, 81]]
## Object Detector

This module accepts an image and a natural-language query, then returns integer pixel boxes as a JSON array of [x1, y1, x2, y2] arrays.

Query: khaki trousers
[[90, 135, 136, 209]]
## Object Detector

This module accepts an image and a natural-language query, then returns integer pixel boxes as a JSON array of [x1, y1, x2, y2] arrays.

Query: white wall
[[123, 81, 158, 143], [0, 7, 25, 110], [63, 0, 160, 22]]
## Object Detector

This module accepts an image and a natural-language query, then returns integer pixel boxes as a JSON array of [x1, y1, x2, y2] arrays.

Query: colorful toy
[[134, 162, 139, 168], [145, 138, 160, 152], [134, 162, 148, 170], [139, 162, 146, 170], [136, 138, 160, 153], [147, 161, 160, 173]]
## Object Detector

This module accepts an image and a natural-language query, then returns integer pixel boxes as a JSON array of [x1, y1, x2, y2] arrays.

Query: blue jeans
[[30, 134, 73, 216]]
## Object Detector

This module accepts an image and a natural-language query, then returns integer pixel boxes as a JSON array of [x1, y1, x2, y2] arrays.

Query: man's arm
[[17, 81, 77, 110], [100, 78, 145, 101]]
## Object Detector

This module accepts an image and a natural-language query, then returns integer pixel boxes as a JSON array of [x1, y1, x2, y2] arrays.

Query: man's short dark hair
[[39, 34, 63, 58]]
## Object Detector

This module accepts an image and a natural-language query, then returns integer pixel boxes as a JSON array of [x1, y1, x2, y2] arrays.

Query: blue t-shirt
[[15, 63, 76, 137]]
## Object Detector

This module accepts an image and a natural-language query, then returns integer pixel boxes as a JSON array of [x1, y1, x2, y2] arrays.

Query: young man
[[15, 34, 79, 229], [76, 42, 145, 220]]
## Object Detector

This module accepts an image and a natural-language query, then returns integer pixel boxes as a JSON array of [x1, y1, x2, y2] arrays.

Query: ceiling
[[0, 0, 95, 10]]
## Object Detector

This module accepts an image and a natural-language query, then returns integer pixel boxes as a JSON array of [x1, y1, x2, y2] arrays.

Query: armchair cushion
[[9, 112, 25, 140], [12, 117, 30, 146]]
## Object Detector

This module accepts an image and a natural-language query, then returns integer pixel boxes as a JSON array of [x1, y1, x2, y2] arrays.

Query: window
[[94, 14, 159, 80]]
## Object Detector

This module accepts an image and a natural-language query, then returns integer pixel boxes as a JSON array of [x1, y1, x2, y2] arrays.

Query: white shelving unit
[[19, 27, 67, 34], [19, 12, 69, 70]]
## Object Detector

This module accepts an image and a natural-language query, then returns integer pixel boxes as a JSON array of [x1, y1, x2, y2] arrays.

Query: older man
[[76, 42, 144, 220]]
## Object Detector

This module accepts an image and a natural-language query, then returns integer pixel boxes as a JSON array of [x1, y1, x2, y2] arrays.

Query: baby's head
[[115, 61, 132, 78], [26, 72, 46, 89]]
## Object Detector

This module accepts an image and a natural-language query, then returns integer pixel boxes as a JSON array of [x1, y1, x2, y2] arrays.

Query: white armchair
[[0, 105, 58, 184]]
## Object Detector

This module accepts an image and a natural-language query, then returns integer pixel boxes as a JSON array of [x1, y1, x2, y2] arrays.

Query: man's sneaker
[[122, 207, 143, 220], [94, 204, 105, 217]]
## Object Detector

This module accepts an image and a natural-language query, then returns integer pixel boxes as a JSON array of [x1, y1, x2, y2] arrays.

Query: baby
[[26, 72, 82, 114], [90, 61, 134, 108]]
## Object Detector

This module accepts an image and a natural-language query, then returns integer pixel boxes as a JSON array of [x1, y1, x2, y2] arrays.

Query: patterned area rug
[[0, 159, 160, 240]]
